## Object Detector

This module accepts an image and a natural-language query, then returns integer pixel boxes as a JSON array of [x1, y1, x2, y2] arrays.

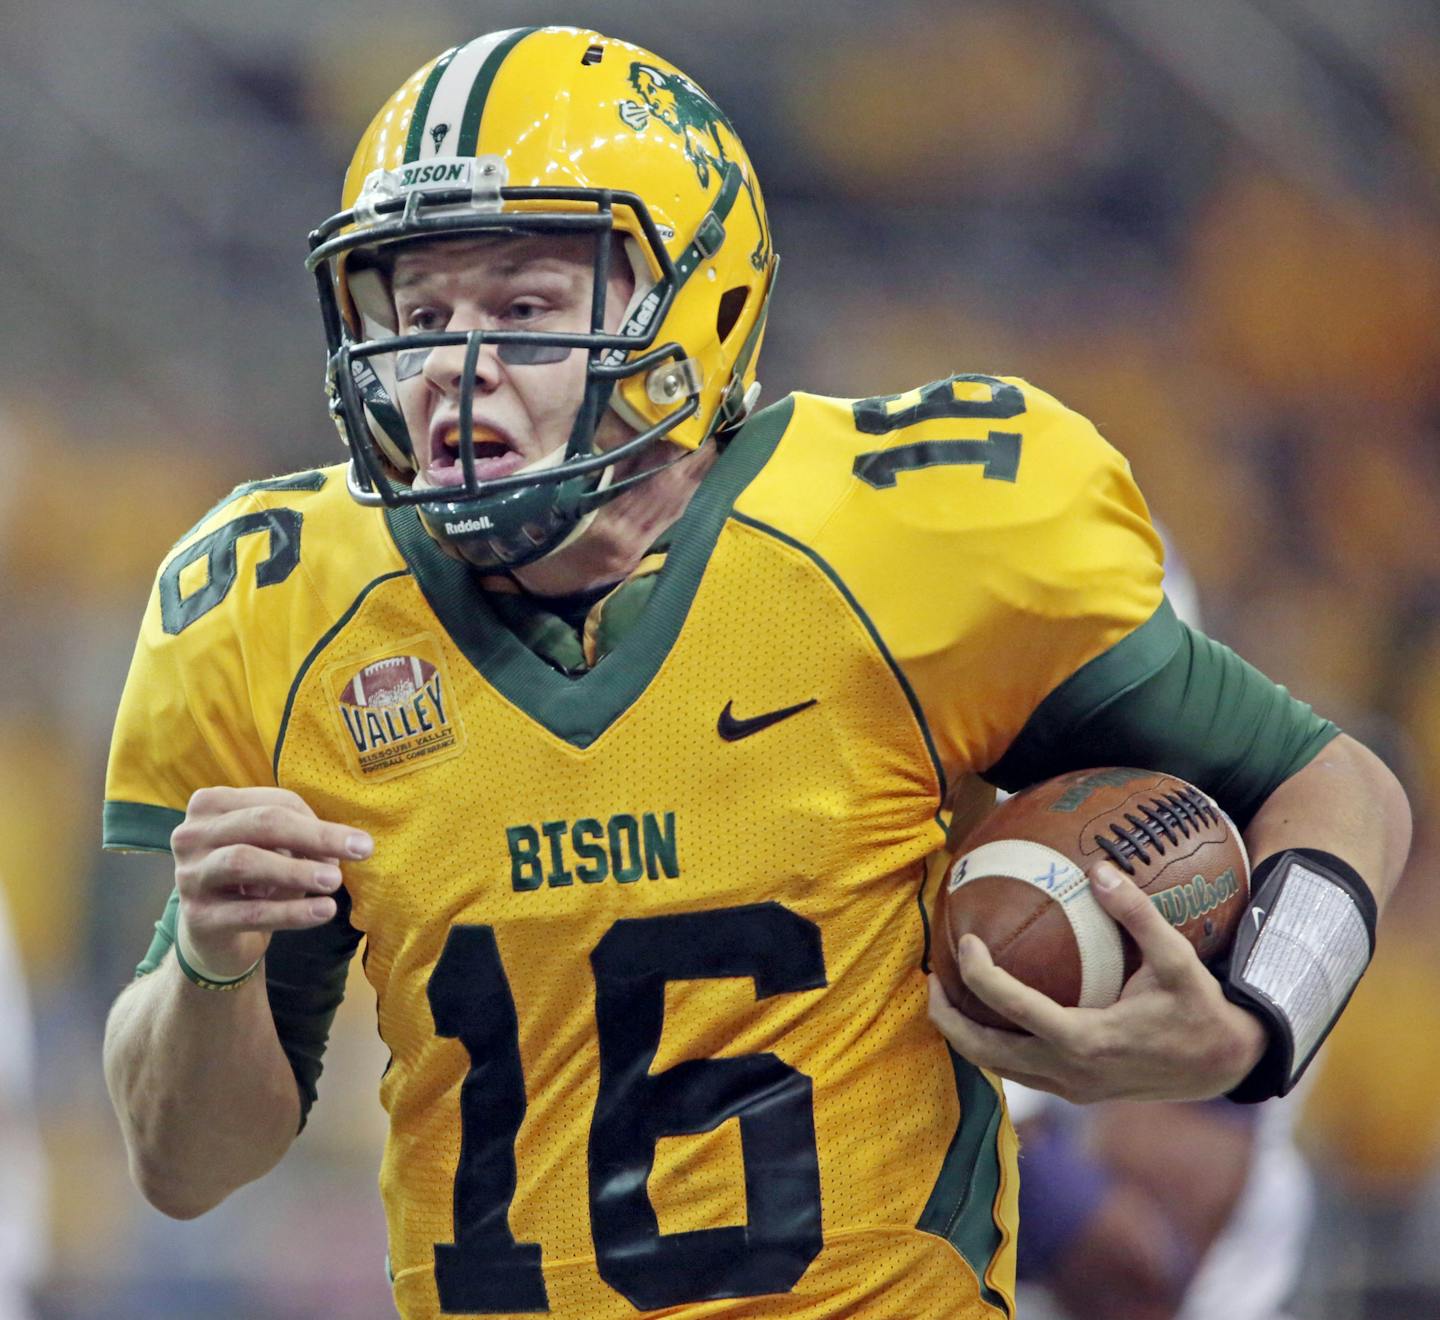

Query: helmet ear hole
[[716, 286, 749, 343]]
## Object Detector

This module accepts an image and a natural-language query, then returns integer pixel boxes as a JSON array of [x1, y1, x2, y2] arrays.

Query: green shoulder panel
[[984, 597, 1184, 787]]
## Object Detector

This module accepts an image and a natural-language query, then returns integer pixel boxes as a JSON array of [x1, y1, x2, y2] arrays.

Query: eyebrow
[[391, 247, 587, 291]]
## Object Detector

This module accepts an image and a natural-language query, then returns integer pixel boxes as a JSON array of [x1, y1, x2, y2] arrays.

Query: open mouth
[[421, 422, 525, 487]]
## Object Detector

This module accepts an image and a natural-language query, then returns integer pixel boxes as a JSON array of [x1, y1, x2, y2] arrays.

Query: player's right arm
[[101, 475, 384, 1217], [103, 787, 371, 1218]]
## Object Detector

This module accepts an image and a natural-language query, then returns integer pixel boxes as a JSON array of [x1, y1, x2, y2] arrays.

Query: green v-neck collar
[[383, 397, 795, 748]]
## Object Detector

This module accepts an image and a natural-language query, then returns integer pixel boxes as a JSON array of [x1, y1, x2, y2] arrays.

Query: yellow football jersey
[[106, 374, 1164, 1319]]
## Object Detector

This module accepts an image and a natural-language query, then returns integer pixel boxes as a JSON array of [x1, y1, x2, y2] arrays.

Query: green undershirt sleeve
[[135, 887, 364, 1130], [984, 598, 1341, 830]]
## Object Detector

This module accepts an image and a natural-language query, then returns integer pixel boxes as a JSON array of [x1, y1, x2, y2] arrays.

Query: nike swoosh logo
[[717, 698, 818, 741]]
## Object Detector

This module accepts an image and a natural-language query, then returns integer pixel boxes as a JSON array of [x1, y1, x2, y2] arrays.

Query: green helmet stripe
[[403, 46, 460, 163], [456, 26, 540, 157]]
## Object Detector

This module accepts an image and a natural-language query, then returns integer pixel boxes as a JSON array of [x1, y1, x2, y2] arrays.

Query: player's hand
[[926, 862, 1268, 1102], [170, 787, 373, 979]]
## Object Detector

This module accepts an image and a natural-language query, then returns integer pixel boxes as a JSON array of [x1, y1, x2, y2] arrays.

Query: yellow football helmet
[[307, 26, 778, 569]]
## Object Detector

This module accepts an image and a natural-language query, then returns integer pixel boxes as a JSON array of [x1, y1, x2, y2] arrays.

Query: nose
[[420, 325, 503, 398]]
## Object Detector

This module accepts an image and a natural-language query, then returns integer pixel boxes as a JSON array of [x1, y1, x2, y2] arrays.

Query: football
[[932, 768, 1249, 1030], [340, 655, 436, 707]]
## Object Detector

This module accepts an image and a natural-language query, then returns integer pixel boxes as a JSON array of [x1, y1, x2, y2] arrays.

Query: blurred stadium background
[[2, 0, 1439, 1315]]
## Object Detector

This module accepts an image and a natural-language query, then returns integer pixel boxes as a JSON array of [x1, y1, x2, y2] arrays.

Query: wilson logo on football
[[337, 654, 457, 777]]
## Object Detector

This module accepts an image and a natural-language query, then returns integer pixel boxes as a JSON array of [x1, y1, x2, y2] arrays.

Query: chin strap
[[1223, 848, 1377, 1103]]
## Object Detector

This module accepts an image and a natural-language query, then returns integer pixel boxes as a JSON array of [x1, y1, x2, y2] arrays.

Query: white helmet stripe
[[409, 29, 529, 162]]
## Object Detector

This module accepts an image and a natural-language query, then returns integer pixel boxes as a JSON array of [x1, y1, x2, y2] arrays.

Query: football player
[[101, 27, 1410, 1320]]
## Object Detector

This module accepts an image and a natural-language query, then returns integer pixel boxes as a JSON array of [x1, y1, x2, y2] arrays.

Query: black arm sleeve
[[135, 887, 363, 1129], [983, 598, 1341, 829]]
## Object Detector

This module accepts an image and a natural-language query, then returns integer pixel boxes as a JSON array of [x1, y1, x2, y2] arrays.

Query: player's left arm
[[921, 480, 1410, 1102], [832, 374, 1411, 1100], [1240, 731, 1410, 908], [931, 653, 1412, 1102], [1190, 729, 1407, 1097]]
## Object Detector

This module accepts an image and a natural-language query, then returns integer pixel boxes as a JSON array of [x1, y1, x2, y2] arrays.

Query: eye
[[506, 300, 547, 323], [404, 306, 447, 334]]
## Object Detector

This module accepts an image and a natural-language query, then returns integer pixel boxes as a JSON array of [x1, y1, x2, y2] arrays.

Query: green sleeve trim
[[985, 598, 1184, 792], [103, 801, 186, 853], [132, 886, 363, 1130], [985, 598, 1340, 829], [136, 889, 183, 975]]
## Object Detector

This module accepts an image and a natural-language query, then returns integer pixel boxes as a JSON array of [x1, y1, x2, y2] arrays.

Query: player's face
[[389, 235, 635, 490]]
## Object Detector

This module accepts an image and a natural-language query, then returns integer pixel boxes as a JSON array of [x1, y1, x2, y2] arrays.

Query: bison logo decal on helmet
[[619, 62, 770, 271]]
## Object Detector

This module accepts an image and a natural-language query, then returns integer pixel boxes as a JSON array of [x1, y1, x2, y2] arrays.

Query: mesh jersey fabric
[[104, 374, 1167, 1319]]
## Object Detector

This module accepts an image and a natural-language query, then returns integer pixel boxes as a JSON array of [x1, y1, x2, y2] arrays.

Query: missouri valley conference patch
[[323, 637, 465, 781]]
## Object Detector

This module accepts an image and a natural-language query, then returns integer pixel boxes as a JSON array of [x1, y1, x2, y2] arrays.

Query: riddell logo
[[445, 517, 493, 534], [337, 654, 457, 777], [602, 289, 663, 367]]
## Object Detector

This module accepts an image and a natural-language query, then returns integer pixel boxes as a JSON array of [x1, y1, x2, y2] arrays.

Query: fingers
[[949, 935, 1081, 1041], [170, 787, 372, 966], [928, 971, 1113, 1103], [184, 892, 339, 937], [178, 884, 337, 980], [185, 785, 317, 819], [174, 804, 372, 866], [179, 844, 344, 901], [1089, 862, 1197, 982], [927, 972, 1060, 1078], [927, 865, 1250, 1104]]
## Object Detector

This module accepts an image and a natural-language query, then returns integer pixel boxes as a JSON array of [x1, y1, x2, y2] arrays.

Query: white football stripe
[[948, 839, 1126, 1009], [419, 29, 525, 158]]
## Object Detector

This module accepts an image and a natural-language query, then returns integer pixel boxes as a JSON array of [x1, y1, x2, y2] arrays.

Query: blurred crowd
[[2, 1, 1438, 1316]]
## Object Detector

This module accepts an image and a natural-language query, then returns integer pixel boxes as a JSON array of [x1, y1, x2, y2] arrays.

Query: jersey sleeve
[[104, 530, 275, 851], [107, 470, 385, 1125], [743, 376, 1336, 825], [103, 469, 392, 851], [769, 378, 1168, 782], [987, 611, 1341, 828]]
